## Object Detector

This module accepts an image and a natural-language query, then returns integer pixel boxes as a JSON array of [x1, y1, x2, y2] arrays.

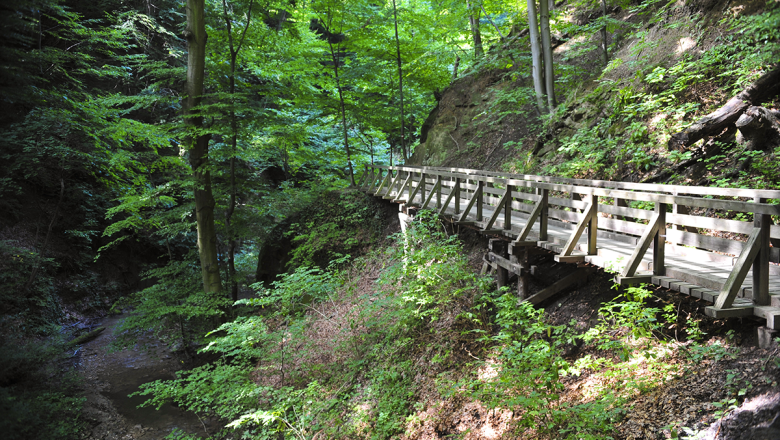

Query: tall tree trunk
[[527, 0, 546, 113], [328, 41, 355, 186], [222, 0, 253, 304], [601, 0, 608, 65], [466, 0, 484, 58], [539, 0, 556, 111], [391, 0, 406, 161], [185, 0, 221, 293]]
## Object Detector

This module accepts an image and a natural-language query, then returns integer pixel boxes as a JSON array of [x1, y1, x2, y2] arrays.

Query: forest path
[[77, 314, 210, 439]]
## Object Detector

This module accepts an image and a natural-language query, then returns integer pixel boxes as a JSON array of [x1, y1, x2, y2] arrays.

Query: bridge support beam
[[515, 188, 548, 243], [484, 185, 513, 231], [616, 202, 666, 282], [753, 197, 771, 306], [555, 193, 597, 263], [458, 180, 484, 223], [711, 225, 766, 310]]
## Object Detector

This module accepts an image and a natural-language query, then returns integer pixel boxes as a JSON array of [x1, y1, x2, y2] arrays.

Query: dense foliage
[[1, 0, 779, 438]]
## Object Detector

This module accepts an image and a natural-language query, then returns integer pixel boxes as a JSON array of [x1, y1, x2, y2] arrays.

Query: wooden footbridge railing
[[358, 164, 780, 331]]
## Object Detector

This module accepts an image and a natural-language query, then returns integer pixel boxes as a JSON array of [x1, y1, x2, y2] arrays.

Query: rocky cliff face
[[409, 68, 539, 171]]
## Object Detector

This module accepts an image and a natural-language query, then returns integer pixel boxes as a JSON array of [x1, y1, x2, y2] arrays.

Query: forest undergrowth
[[129, 208, 780, 440]]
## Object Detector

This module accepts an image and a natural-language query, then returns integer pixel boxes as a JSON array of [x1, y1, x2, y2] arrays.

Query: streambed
[[78, 314, 213, 439]]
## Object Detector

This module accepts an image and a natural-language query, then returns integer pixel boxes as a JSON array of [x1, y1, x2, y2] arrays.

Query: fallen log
[[668, 64, 780, 150], [735, 105, 780, 150], [67, 326, 105, 347]]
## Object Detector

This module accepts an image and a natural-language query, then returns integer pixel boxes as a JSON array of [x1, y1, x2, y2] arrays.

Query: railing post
[[436, 175, 442, 209], [587, 194, 598, 255], [539, 188, 548, 241], [504, 184, 513, 230], [407, 172, 414, 200], [476, 180, 484, 221], [454, 177, 461, 215], [364, 166, 374, 191], [420, 173, 426, 205], [653, 202, 666, 275], [754, 197, 770, 305]]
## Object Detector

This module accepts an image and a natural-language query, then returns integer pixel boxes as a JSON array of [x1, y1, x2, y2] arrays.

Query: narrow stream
[[78, 314, 213, 439]]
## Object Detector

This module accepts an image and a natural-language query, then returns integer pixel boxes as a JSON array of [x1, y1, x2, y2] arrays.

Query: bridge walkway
[[359, 165, 780, 331]]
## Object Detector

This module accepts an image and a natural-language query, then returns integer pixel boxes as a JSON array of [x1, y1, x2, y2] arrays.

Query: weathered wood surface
[[364, 164, 780, 328]]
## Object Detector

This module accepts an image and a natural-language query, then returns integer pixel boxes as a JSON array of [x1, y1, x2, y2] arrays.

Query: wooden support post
[[357, 165, 367, 188], [421, 175, 441, 210], [516, 188, 547, 243], [516, 246, 529, 300], [587, 194, 598, 255], [383, 170, 401, 197], [403, 172, 413, 200], [455, 178, 461, 215], [714, 227, 764, 309], [477, 180, 484, 221], [436, 175, 442, 209], [370, 168, 378, 190], [539, 188, 548, 241], [406, 172, 423, 205], [420, 173, 426, 205], [439, 177, 461, 215], [395, 172, 413, 201], [754, 197, 770, 306], [458, 180, 484, 222], [619, 208, 665, 278], [558, 194, 597, 257], [364, 167, 375, 191], [490, 239, 509, 289], [374, 170, 389, 196], [653, 202, 666, 276], [484, 184, 512, 231], [524, 269, 590, 305], [504, 185, 513, 230]]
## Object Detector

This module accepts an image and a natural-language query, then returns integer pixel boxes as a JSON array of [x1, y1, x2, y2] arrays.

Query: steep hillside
[[411, 0, 780, 190]]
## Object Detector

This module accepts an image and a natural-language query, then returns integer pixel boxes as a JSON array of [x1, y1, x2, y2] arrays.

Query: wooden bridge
[[358, 164, 780, 336]]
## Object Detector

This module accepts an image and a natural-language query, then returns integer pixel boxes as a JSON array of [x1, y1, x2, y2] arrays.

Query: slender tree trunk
[[452, 54, 460, 81], [329, 41, 355, 186], [601, 0, 608, 65], [527, 0, 546, 113], [480, 4, 505, 39], [185, 0, 221, 293], [222, 0, 254, 303], [391, 0, 406, 161], [539, 0, 556, 111], [466, 0, 484, 58]]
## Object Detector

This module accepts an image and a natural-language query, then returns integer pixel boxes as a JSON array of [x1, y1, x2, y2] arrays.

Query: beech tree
[[220, 0, 255, 302], [527, 0, 555, 113], [466, 0, 484, 58], [539, 0, 555, 110], [185, 0, 222, 293], [527, 0, 545, 112]]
